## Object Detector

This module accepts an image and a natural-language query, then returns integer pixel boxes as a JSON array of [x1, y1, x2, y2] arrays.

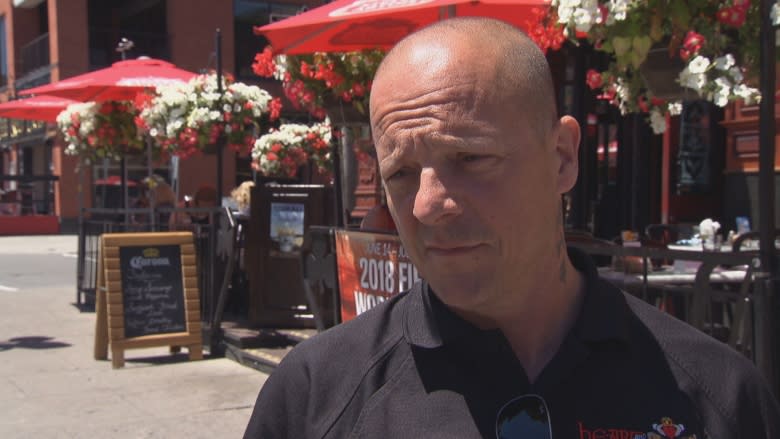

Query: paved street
[[0, 235, 268, 438]]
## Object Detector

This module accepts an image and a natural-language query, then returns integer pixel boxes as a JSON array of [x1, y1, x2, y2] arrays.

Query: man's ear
[[554, 115, 581, 194]]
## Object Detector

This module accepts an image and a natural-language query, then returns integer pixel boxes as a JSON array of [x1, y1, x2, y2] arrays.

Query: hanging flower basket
[[251, 121, 333, 179], [137, 72, 281, 159], [253, 47, 383, 122], [57, 100, 144, 163], [550, 0, 777, 134]]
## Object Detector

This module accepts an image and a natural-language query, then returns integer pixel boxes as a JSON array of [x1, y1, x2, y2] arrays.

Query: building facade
[[0, 0, 318, 234]]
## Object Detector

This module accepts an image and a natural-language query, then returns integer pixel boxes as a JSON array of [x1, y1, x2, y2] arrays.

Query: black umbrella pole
[[756, 0, 778, 396], [215, 28, 223, 203], [332, 134, 344, 227]]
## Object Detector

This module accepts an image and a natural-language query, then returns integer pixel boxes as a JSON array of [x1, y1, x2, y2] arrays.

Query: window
[[234, 0, 303, 80]]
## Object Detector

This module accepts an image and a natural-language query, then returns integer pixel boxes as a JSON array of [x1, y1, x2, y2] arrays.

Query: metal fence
[[76, 206, 236, 352]]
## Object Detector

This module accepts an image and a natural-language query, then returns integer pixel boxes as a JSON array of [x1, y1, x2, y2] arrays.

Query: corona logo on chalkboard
[[130, 247, 172, 269]]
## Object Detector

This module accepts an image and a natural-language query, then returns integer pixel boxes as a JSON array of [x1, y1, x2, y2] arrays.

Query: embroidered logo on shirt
[[577, 418, 697, 439], [649, 417, 695, 439]]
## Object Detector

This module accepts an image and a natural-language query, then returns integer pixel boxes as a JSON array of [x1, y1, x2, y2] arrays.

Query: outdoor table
[[597, 265, 748, 286], [569, 242, 762, 348]]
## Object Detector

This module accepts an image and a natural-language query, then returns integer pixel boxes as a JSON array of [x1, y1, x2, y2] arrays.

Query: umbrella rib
[[283, 21, 344, 53]]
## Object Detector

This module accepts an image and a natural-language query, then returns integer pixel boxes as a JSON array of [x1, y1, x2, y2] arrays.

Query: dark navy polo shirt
[[244, 249, 780, 438]]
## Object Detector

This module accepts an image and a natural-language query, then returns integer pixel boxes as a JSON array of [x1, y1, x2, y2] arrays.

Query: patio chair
[[564, 230, 616, 267], [731, 230, 780, 252]]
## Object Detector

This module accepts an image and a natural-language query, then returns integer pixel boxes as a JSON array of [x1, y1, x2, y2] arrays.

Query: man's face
[[370, 43, 563, 317]]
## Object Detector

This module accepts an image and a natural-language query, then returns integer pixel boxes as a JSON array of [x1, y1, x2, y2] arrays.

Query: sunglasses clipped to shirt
[[495, 394, 552, 439]]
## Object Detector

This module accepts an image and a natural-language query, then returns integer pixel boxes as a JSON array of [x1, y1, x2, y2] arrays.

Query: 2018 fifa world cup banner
[[335, 230, 420, 321]]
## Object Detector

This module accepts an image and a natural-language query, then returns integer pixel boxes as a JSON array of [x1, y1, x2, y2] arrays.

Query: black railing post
[[755, 0, 778, 396]]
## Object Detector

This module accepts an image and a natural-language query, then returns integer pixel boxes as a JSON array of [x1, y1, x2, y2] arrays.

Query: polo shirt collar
[[403, 247, 631, 349]]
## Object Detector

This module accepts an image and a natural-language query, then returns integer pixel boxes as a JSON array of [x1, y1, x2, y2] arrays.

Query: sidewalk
[[0, 235, 268, 438]]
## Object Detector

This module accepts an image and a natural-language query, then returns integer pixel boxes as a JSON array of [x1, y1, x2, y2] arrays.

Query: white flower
[[606, 0, 631, 23], [699, 218, 721, 238], [149, 128, 159, 137], [713, 54, 735, 71], [772, 2, 780, 26], [573, 8, 596, 32], [667, 102, 683, 116], [679, 67, 706, 92], [687, 56, 711, 74], [649, 109, 666, 134], [710, 77, 732, 107], [733, 84, 760, 105], [728, 66, 744, 83]]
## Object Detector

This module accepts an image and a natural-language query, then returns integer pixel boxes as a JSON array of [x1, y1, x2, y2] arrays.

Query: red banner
[[335, 230, 420, 321]]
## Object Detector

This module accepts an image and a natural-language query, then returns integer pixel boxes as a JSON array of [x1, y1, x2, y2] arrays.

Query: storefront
[[0, 118, 59, 234]]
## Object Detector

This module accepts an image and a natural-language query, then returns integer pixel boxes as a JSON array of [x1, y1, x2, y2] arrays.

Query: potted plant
[[551, 0, 777, 133], [57, 100, 144, 163], [251, 121, 333, 179], [137, 72, 281, 159], [253, 47, 384, 123]]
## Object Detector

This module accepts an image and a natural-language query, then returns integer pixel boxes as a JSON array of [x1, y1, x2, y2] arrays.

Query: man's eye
[[386, 168, 414, 181], [459, 153, 493, 164]]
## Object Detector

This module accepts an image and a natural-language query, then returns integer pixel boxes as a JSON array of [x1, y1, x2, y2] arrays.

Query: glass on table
[[702, 234, 723, 252]]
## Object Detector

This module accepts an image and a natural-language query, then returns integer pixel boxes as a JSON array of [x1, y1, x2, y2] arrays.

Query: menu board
[[119, 245, 186, 338], [94, 232, 202, 369]]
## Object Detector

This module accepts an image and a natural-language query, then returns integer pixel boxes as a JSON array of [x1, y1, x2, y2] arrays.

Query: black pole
[[120, 157, 127, 222], [215, 29, 224, 204], [332, 133, 344, 227], [755, 0, 778, 395]]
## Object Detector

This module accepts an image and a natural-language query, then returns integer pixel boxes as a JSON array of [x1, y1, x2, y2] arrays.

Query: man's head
[[369, 18, 580, 322]]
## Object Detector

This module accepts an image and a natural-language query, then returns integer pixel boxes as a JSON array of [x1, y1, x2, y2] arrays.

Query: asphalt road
[[0, 235, 268, 438]]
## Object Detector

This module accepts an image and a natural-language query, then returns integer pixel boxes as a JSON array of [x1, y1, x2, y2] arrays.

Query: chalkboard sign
[[119, 245, 186, 338], [94, 232, 203, 369]]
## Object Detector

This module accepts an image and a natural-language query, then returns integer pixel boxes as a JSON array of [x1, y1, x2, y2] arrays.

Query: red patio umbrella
[[0, 95, 76, 122], [19, 57, 197, 102], [255, 0, 551, 54]]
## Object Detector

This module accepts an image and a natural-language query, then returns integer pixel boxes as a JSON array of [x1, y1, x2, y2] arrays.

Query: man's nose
[[412, 168, 462, 225]]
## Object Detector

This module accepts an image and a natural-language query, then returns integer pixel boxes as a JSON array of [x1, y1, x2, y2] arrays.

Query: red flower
[[252, 47, 277, 78], [680, 31, 705, 61], [586, 69, 603, 90], [311, 107, 327, 120], [598, 86, 617, 102], [266, 152, 278, 161], [716, 6, 747, 27], [300, 61, 313, 78], [269, 98, 282, 121], [351, 83, 366, 97]]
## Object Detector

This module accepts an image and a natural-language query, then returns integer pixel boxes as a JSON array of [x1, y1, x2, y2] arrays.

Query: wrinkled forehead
[[371, 44, 502, 126]]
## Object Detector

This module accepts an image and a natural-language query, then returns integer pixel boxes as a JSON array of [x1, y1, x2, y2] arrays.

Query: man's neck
[[452, 256, 585, 383], [498, 256, 585, 382]]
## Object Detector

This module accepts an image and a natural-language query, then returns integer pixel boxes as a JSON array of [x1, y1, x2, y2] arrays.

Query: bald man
[[244, 18, 779, 438]]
